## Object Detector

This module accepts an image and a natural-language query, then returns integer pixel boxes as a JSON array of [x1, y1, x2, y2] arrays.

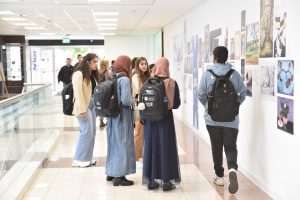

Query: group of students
[[67, 46, 247, 194], [70, 54, 181, 191]]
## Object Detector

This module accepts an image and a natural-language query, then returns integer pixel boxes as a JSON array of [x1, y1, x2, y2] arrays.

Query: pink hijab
[[152, 57, 176, 110]]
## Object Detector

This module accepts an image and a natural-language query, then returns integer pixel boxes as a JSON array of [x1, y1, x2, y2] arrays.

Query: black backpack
[[93, 74, 124, 117], [207, 69, 239, 122], [139, 77, 168, 121], [62, 83, 74, 116]]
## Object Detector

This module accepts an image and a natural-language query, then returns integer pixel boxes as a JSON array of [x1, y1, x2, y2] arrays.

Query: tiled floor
[[23, 114, 272, 200]]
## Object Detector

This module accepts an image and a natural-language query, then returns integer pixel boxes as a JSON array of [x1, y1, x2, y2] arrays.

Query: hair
[[134, 57, 151, 84], [77, 53, 98, 85], [66, 58, 71, 61], [100, 59, 109, 70], [111, 60, 115, 66], [77, 54, 82, 58], [149, 63, 155, 71], [213, 46, 228, 64], [131, 57, 138, 70]]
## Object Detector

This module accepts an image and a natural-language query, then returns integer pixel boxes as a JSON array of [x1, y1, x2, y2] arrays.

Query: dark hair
[[77, 54, 82, 58], [134, 57, 150, 84], [77, 53, 98, 85], [149, 63, 155, 71], [131, 57, 138, 70], [66, 58, 71, 60], [111, 60, 115, 65], [213, 46, 228, 64]]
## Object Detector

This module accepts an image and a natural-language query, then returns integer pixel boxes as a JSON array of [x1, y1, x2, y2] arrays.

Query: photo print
[[274, 11, 287, 57], [277, 96, 293, 135], [246, 22, 259, 64], [260, 0, 274, 57], [260, 60, 275, 96], [277, 60, 294, 96]]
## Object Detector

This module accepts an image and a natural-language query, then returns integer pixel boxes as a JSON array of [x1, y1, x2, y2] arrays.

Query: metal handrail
[[0, 83, 52, 108]]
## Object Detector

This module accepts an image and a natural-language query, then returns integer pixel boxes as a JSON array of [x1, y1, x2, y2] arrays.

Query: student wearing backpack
[[98, 59, 110, 127], [132, 57, 151, 161], [198, 46, 247, 194], [71, 53, 99, 168], [105, 55, 136, 186], [142, 57, 181, 191]]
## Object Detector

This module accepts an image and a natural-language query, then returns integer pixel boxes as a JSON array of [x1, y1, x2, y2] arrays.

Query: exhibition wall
[[163, 0, 299, 199]]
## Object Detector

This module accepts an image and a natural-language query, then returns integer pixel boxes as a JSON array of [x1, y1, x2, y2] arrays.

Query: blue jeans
[[74, 97, 96, 161]]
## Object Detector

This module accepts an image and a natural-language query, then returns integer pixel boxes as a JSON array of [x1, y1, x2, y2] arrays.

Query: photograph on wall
[[277, 96, 293, 135], [260, 0, 274, 58], [184, 40, 193, 74], [198, 38, 203, 69], [277, 60, 294, 96], [30, 48, 41, 83], [260, 60, 275, 96], [6, 46, 22, 81], [230, 37, 235, 60], [274, 11, 287, 57], [224, 28, 229, 48], [192, 35, 199, 129], [204, 24, 210, 63], [241, 31, 246, 58], [235, 31, 241, 60], [246, 22, 259, 64], [210, 28, 222, 60], [241, 59, 245, 80], [173, 33, 184, 86], [244, 66, 253, 96]]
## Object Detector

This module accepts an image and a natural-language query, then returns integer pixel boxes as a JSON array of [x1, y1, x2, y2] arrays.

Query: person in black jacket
[[58, 58, 74, 87]]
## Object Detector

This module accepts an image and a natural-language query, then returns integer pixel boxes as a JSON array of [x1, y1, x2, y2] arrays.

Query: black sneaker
[[147, 181, 159, 190], [106, 176, 114, 181], [162, 181, 176, 191], [228, 169, 239, 194], [113, 177, 134, 186]]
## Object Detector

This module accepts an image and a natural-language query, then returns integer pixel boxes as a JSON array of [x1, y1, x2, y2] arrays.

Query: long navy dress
[[143, 82, 181, 183]]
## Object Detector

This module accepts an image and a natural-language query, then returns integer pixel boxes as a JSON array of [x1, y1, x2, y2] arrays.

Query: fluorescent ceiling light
[[100, 32, 115, 35], [13, 22, 36, 26], [2, 17, 27, 21], [97, 23, 117, 26], [98, 27, 117, 30], [0, 11, 15, 15], [95, 18, 118, 22], [93, 12, 118, 16], [40, 33, 56, 35], [25, 27, 45, 30]]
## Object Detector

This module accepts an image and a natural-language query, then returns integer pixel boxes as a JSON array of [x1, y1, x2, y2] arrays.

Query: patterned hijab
[[113, 55, 132, 77], [152, 57, 176, 110]]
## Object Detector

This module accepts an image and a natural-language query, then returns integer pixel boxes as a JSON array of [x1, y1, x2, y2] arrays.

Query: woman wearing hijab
[[105, 55, 136, 186], [142, 57, 181, 191]]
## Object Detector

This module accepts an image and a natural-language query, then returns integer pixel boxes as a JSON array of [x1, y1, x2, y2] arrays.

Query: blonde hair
[[100, 59, 109, 70]]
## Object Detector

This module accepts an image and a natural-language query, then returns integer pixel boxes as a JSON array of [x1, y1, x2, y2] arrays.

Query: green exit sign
[[62, 38, 70, 44]]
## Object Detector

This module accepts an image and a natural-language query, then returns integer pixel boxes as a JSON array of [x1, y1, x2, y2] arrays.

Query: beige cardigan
[[72, 71, 92, 116], [132, 74, 141, 97]]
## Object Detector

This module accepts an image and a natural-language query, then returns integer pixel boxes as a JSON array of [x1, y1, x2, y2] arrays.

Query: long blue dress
[[106, 76, 136, 177], [143, 82, 181, 183]]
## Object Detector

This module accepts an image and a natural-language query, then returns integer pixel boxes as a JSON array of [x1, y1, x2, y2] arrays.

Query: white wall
[[104, 33, 162, 64], [164, 0, 300, 199]]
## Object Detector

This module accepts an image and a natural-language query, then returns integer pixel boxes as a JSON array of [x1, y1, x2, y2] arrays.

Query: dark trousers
[[206, 125, 238, 177]]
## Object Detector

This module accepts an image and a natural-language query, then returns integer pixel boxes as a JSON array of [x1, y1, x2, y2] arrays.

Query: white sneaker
[[213, 176, 224, 186], [72, 160, 91, 167], [228, 168, 238, 194], [90, 160, 97, 165]]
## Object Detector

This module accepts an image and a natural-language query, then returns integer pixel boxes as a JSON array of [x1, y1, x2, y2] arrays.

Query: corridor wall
[[163, 0, 300, 199]]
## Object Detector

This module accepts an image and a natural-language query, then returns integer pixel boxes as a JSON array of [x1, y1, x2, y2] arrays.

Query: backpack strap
[[208, 69, 234, 79]]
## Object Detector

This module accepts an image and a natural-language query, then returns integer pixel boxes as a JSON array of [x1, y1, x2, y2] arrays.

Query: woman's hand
[[79, 112, 88, 120]]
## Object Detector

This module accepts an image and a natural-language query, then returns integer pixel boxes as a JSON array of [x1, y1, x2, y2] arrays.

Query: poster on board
[[192, 35, 199, 129], [246, 22, 259, 64], [173, 33, 184, 88], [260, 0, 274, 57], [260, 59, 275, 97], [274, 10, 287, 57], [204, 24, 210, 63], [277, 60, 294, 96], [244, 66, 253, 97]]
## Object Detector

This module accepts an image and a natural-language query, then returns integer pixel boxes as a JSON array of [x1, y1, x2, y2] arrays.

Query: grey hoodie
[[198, 63, 247, 129]]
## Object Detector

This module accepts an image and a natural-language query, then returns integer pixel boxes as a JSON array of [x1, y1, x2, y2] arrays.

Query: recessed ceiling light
[[93, 12, 119, 16], [100, 32, 116, 35], [2, 17, 27, 21], [95, 18, 118, 22], [13, 22, 36, 26], [0, 11, 15, 15], [25, 27, 45, 30], [98, 27, 117, 30]]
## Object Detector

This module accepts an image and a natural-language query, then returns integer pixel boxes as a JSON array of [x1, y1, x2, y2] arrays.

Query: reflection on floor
[[23, 115, 272, 200]]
